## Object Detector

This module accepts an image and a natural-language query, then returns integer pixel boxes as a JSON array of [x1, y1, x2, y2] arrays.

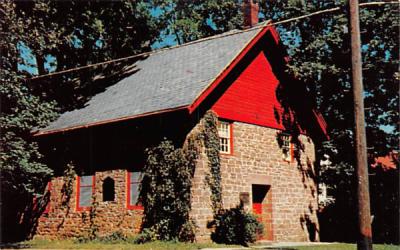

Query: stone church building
[[32, 2, 328, 242]]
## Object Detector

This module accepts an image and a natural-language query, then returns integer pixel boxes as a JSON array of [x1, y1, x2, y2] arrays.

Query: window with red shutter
[[76, 175, 95, 211], [127, 171, 143, 210]]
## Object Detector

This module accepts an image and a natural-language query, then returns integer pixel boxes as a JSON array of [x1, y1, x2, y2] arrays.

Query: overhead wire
[[26, 1, 399, 81]]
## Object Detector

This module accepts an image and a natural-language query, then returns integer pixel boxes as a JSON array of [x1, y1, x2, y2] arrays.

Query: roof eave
[[33, 105, 189, 137]]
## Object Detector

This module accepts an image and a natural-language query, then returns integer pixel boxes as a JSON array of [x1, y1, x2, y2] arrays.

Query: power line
[[27, 1, 399, 81]]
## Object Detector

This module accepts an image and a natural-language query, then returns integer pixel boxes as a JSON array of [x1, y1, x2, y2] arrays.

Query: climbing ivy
[[200, 111, 223, 214], [140, 138, 198, 241], [61, 162, 75, 207], [88, 194, 99, 240]]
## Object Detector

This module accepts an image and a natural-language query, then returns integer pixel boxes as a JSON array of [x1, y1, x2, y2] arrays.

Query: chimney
[[243, 0, 259, 28]]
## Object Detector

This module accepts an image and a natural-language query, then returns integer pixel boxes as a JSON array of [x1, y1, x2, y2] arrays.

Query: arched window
[[102, 177, 115, 202]]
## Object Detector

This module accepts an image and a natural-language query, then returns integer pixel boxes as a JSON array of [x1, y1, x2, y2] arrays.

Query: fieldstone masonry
[[35, 170, 142, 239], [188, 121, 319, 242], [35, 120, 319, 242], [218, 122, 319, 242]]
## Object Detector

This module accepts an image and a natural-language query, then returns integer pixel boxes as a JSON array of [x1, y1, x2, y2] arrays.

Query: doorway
[[252, 184, 273, 241]]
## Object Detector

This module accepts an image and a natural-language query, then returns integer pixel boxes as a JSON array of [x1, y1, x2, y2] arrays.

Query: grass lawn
[[3, 240, 399, 249], [3, 238, 239, 249], [271, 243, 399, 250], [292, 243, 400, 250]]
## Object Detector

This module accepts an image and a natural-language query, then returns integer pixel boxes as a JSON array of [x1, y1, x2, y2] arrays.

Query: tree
[[0, 0, 58, 242], [1, 0, 160, 242], [18, 0, 159, 112], [259, 0, 399, 243], [151, 0, 243, 44]]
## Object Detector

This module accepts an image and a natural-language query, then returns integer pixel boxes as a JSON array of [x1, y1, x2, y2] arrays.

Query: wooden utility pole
[[348, 1, 373, 249]]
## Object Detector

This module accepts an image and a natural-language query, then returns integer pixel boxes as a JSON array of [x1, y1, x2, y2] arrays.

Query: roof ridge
[[28, 20, 272, 81], [149, 20, 272, 55]]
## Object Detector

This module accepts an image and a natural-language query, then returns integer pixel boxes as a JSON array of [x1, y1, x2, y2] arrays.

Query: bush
[[211, 205, 263, 246], [74, 231, 127, 243], [98, 231, 127, 242], [133, 228, 157, 244], [178, 219, 197, 243]]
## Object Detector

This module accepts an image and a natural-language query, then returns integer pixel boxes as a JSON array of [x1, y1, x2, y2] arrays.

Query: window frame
[[217, 120, 234, 155], [126, 171, 143, 210], [280, 133, 294, 163], [76, 175, 95, 211]]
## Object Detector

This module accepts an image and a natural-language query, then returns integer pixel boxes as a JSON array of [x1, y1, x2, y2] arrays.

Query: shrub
[[211, 205, 263, 246], [74, 231, 127, 243], [133, 228, 157, 244], [98, 231, 127, 242], [178, 219, 197, 243]]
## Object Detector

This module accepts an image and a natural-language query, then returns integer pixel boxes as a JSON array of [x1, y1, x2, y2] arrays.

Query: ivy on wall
[[200, 111, 223, 214], [61, 162, 76, 207], [140, 138, 199, 241]]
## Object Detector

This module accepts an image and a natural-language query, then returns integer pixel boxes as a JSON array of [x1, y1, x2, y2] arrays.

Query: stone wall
[[35, 120, 319, 242], [35, 170, 143, 239], [218, 122, 319, 242], [186, 120, 319, 242]]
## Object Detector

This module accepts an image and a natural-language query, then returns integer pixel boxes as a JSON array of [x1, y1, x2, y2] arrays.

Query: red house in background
[[32, 2, 328, 242]]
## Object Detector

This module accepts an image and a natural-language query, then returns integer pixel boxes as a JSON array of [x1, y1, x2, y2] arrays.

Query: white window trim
[[218, 121, 232, 154], [281, 133, 292, 162]]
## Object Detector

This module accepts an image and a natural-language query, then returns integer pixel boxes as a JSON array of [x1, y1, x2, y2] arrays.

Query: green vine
[[88, 193, 99, 240], [141, 137, 199, 242], [61, 162, 75, 207], [57, 162, 76, 230], [200, 111, 223, 214]]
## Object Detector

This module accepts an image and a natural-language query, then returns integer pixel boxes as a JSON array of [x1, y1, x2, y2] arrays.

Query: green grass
[[279, 243, 399, 250], [6, 238, 239, 249], [4, 240, 399, 250]]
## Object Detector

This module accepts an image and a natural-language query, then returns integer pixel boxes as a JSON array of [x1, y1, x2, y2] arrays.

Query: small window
[[218, 121, 232, 154], [102, 177, 115, 202], [77, 175, 94, 211], [281, 134, 292, 162], [127, 171, 143, 210]]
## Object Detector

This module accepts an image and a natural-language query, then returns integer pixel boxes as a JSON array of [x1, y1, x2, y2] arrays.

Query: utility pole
[[348, 1, 373, 249]]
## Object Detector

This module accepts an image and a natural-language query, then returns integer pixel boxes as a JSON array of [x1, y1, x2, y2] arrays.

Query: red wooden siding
[[212, 51, 285, 130]]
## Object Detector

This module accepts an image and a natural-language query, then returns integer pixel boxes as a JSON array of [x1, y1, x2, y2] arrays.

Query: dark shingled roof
[[39, 26, 264, 134]]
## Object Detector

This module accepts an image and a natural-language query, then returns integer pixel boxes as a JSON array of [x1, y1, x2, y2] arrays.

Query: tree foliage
[[151, 0, 243, 44], [16, 0, 159, 112], [259, 0, 399, 242], [0, 0, 57, 198], [1, 0, 160, 242], [1, 0, 160, 195]]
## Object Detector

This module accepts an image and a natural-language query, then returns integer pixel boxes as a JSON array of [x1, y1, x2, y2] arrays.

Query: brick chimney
[[243, 0, 259, 28]]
